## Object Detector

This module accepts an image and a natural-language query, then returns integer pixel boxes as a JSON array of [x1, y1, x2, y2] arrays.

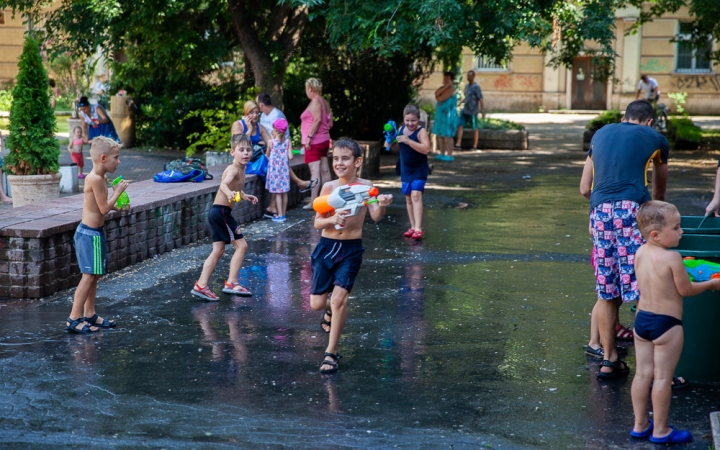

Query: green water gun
[[111, 176, 130, 209], [683, 257, 720, 282]]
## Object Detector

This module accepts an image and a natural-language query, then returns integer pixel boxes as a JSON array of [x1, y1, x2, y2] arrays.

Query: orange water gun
[[312, 184, 379, 229]]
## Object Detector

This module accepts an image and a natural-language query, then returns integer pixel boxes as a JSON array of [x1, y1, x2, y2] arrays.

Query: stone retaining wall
[[0, 160, 310, 299]]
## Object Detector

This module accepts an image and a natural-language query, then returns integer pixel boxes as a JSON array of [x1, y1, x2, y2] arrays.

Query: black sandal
[[597, 359, 630, 380], [83, 313, 116, 328], [320, 310, 332, 334], [319, 352, 341, 374], [300, 178, 320, 193], [66, 317, 99, 334]]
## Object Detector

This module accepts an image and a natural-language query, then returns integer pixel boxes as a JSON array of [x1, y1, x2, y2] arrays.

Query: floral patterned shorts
[[590, 201, 646, 302]]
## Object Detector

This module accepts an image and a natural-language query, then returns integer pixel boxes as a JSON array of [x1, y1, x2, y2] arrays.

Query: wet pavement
[[2, 114, 720, 448]]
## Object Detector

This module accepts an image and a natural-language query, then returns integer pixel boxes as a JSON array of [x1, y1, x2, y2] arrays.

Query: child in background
[[66, 136, 128, 333], [385, 104, 430, 240], [630, 201, 720, 444], [69, 126, 88, 178], [191, 134, 258, 301], [265, 118, 293, 222]]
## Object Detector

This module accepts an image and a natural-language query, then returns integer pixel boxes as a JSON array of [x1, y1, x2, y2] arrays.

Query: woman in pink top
[[300, 78, 333, 206]]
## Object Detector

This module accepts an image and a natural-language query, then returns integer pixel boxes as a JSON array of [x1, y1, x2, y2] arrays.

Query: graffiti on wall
[[640, 58, 671, 72], [517, 75, 536, 89], [674, 75, 720, 91], [493, 75, 512, 89]]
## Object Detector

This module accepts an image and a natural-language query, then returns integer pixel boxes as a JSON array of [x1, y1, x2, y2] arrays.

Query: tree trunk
[[227, 0, 308, 111]]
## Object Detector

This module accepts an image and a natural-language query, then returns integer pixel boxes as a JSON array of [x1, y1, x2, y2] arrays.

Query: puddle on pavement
[[0, 174, 718, 449]]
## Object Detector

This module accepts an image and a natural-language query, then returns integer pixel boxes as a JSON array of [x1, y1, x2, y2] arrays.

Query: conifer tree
[[3, 36, 59, 176]]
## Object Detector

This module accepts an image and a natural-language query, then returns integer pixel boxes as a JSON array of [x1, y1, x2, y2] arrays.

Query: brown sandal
[[615, 324, 634, 341]]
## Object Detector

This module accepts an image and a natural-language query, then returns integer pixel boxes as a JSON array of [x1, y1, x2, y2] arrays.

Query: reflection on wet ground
[[2, 118, 720, 448]]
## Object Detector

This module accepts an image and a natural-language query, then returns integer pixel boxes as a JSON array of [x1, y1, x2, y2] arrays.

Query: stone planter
[[205, 151, 233, 167], [7, 172, 62, 208], [460, 129, 528, 150]]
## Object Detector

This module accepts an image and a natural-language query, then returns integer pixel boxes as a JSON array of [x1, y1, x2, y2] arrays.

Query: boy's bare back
[[635, 245, 685, 319]]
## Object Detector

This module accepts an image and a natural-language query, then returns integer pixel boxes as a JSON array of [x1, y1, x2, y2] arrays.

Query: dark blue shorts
[[311, 237, 364, 295], [208, 205, 244, 243], [401, 180, 426, 195], [74, 223, 106, 275]]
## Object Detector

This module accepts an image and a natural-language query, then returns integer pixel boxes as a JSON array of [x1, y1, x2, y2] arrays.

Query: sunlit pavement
[[1, 114, 719, 448]]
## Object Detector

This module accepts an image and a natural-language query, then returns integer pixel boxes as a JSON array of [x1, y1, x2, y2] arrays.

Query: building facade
[[418, 6, 719, 114], [0, 9, 26, 85]]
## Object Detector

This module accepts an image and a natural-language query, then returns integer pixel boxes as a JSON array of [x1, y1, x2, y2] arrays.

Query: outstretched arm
[[706, 167, 720, 216], [672, 252, 720, 296], [368, 194, 393, 222], [652, 161, 668, 201]]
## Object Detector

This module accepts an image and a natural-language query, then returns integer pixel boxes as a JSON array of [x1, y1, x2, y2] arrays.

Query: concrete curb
[[711, 412, 719, 449]]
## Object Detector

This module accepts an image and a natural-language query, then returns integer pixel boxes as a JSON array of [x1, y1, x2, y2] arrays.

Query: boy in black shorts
[[311, 138, 393, 373], [191, 134, 258, 301]]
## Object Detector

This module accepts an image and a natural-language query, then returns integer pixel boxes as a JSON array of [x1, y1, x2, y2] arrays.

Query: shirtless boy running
[[311, 138, 393, 373]]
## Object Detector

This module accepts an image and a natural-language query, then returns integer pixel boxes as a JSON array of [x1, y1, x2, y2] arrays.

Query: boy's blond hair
[[89, 136, 120, 161], [637, 200, 679, 238]]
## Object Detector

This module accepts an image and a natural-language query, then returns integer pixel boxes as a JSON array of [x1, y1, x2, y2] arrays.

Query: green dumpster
[[672, 216, 720, 382]]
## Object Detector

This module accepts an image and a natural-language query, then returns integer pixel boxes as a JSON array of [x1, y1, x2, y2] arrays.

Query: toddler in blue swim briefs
[[630, 201, 720, 444]]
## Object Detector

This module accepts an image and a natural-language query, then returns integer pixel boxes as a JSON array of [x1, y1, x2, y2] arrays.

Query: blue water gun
[[383, 120, 398, 151], [683, 257, 720, 282]]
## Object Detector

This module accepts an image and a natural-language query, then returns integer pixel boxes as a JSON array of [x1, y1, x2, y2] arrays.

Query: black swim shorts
[[311, 237, 364, 295]]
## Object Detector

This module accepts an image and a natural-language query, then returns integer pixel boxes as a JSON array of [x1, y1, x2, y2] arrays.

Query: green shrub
[[2, 37, 59, 176], [476, 118, 525, 131], [0, 90, 12, 111], [668, 117, 702, 144], [586, 110, 622, 132], [181, 102, 242, 156]]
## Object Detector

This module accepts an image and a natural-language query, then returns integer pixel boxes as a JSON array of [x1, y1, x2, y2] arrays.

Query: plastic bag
[[245, 154, 268, 178]]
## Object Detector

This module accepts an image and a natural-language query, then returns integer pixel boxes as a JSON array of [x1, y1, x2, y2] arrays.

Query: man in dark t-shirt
[[580, 100, 670, 379]]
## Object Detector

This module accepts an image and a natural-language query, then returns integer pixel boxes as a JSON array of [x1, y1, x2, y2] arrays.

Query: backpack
[[163, 157, 213, 180]]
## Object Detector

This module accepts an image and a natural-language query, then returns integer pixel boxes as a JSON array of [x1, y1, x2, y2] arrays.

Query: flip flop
[[300, 178, 320, 193]]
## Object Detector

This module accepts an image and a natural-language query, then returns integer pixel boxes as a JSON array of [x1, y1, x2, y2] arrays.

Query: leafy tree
[[3, 36, 59, 176]]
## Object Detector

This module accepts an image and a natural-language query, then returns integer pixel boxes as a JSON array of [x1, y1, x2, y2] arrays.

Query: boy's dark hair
[[332, 138, 362, 158], [403, 104, 421, 118], [231, 133, 252, 150], [637, 200, 679, 238], [257, 93, 272, 106], [625, 100, 654, 123], [443, 71, 454, 79]]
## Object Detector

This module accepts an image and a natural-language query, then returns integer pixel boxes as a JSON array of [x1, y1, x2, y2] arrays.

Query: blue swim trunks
[[74, 223, 107, 275], [311, 237, 364, 295], [401, 180, 426, 195]]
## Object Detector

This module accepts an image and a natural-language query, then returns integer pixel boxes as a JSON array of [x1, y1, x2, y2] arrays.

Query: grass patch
[[0, 117, 69, 134]]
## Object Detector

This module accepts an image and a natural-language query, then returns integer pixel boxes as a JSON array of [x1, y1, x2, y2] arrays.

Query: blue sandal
[[630, 419, 653, 439], [648, 426, 692, 444], [66, 317, 99, 334], [83, 313, 116, 328]]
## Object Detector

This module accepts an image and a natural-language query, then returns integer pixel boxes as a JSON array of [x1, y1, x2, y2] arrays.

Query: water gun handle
[[232, 191, 241, 203]]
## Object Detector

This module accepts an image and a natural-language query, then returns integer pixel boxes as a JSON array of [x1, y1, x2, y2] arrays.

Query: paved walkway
[[1, 114, 719, 448]]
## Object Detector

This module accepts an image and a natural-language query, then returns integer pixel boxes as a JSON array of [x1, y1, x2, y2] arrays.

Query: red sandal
[[403, 228, 415, 237], [615, 324, 634, 341], [411, 230, 424, 240]]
